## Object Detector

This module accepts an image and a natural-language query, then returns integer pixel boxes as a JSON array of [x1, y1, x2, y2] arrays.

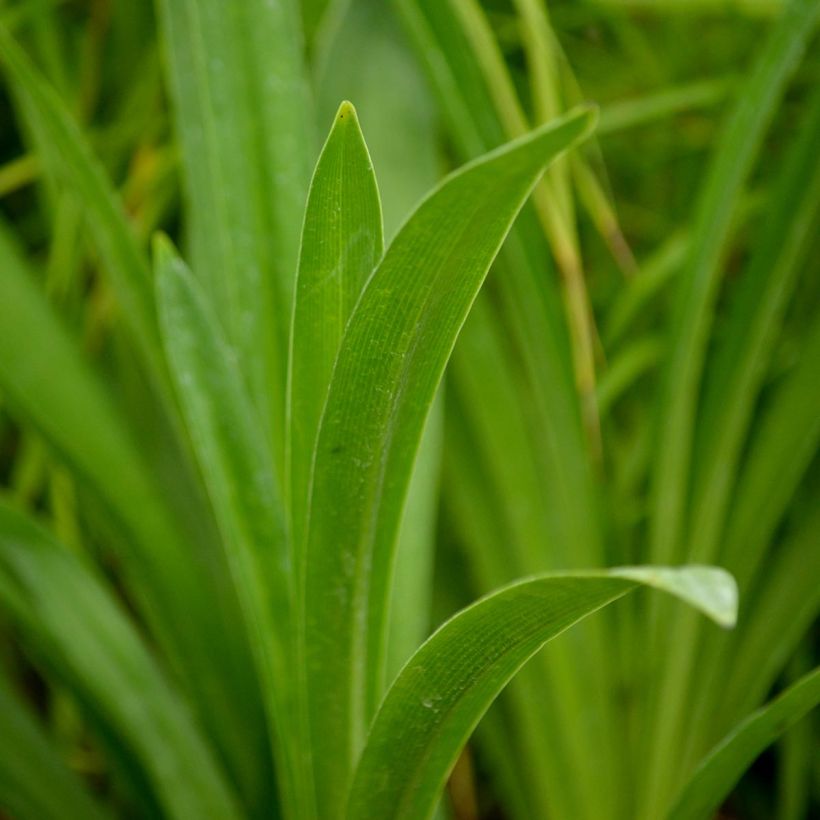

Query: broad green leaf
[[300, 107, 596, 817], [311, 3, 444, 687], [154, 238, 299, 815], [288, 101, 383, 547], [667, 668, 820, 820], [0, 504, 242, 820], [0, 25, 158, 369], [156, 0, 313, 469], [0, 675, 108, 820], [347, 566, 737, 820], [0, 223, 264, 807]]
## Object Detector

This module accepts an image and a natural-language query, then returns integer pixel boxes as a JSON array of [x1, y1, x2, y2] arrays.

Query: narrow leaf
[[347, 566, 737, 820], [154, 238, 300, 816], [0, 504, 242, 820], [300, 106, 597, 817], [156, 0, 313, 467], [667, 668, 820, 820], [0, 676, 108, 820], [0, 225, 263, 793], [0, 25, 158, 367], [648, 0, 820, 565], [288, 100, 383, 545]]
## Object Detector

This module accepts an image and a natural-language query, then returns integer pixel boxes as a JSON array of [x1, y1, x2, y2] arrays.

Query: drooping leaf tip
[[613, 565, 738, 629]]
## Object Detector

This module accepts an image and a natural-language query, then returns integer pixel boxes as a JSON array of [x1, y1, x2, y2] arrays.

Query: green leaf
[[0, 675, 108, 820], [347, 566, 737, 820], [689, 81, 820, 565], [648, 0, 820, 566], [0, 503, 242, 820], [667, 668, 820, 820], [643, 2, 820, 811], [299, 106, 597, 817], [0, 24, 158, 369], [288, 101, 383, 547], [155, 0, 313, 469], [0, 225, 264, 796], [154, 238, 299, 815]]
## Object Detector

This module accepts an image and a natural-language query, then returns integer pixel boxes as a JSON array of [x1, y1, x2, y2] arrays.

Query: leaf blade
[[667, 668, 820, 820], [156, 0, 313, 468], [288, 100, 384, 548], [300, 107, 596, 817], [0, 504, 242, 820], [347, 566, 736, 820], [154, 238, 300, 815]]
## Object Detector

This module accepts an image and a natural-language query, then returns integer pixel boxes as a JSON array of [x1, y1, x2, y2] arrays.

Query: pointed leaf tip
[[337, 100, 357, 122]]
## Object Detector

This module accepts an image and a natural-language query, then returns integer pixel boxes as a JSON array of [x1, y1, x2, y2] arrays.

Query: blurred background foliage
[[0, 0, 818, 818]]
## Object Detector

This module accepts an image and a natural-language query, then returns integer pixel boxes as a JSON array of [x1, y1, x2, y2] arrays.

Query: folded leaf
[[347, 566, 737, 820], [667, 667, 820, 820], [300, 106, 596, 817]]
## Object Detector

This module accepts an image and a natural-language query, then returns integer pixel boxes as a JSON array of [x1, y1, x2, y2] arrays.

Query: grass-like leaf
[[0, 503, 241, 820], [0, 226, 261, 788], [156, 0, 313, 467], [0, 676, 109, 820], [668, 668, 820, 820], [300, 105, 596, 817], [0, 24, 158, 368], [348, 566, 736, 820], [154, 238, 300, 815]]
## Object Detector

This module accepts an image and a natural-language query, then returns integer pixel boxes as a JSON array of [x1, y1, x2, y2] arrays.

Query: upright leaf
[[156, 0, 314, 469], [154, 239, 299, 816], [0, 225, 265, 801], [288, 101, 383, 545], [300, 107, 596, 817], [648, 0, 820, 566]]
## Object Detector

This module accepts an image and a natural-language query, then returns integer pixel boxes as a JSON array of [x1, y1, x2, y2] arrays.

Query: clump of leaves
[[0, 1, 818, 819]]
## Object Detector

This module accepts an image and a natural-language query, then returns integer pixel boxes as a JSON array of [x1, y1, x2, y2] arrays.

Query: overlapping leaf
[[299, 106, 596, 816], [348, 566, 736, 820]]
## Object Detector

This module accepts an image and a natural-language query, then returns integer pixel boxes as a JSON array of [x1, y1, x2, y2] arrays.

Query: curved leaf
[[0, 225, 261, 792], [300, 106, 596, 817], [0, 503, 241, 820], [667, 667, 820, 820], [347, 566, 737, 820], [0, 24, 157, 367], [0, 675, 108, 820]]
